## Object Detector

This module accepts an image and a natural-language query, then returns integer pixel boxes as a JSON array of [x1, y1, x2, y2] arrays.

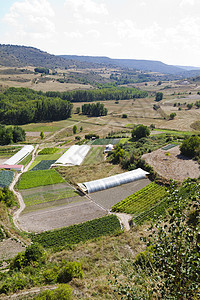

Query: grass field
[[18, 169, 65, 190], [83, 147, 104, 165], [92, 138, 121, 145]]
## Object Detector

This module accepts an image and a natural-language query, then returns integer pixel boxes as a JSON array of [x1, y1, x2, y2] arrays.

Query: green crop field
[[29, 151, 64, 170], [0, 170, 14, 187], [112, 182, 167, 215], [31, 160, 56, 171], [18, 169, 65, 190], [83, 147, 104, 165], [30, 214, 121, 249], [38, 148, 61, 155], [92, 138, 121, 145]]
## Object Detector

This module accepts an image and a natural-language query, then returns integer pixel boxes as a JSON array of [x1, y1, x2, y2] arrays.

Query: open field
[[83, 147, 104, 165], [17, 169, 65, 189], [21, 182, 78, 207], [19, 198, 107, 232], [142, 146, 200, 182]]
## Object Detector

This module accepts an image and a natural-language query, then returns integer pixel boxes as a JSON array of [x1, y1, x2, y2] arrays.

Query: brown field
[[142, 146, 200, 182], [19, 198, 107, 232]]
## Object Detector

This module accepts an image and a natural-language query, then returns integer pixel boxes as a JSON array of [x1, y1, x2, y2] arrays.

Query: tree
[[40, 131, 45, 140], [132, 125, 150, 140], [155, 92, 163, 101], [73, 125, 77, 134], [169, 112, 176, 120], [76, 107, 80, 114], [180, 135, 200, 158]]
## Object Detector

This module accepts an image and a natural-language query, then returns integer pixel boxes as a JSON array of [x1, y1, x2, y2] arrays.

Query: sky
[[1, 0, 200, 67]]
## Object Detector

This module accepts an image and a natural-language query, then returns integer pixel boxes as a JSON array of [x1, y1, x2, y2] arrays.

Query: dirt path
[[115, 213, 132, 231], [12, 145, 39, 231]]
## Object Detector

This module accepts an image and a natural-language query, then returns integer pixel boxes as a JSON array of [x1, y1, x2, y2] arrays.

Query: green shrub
[[35, 284, 73, 300], [43, 268, 59, 283], [57, 262, 83, 283]]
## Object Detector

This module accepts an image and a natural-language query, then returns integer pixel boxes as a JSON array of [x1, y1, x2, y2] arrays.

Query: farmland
[[17, 169, 65, 190], [30, 214, 121, 249], [0, 170, 14, 187], [112, 182, 167, 215]]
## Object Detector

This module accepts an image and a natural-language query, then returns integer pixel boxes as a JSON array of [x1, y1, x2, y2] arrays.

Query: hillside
[[60, 55, 185, 74], [0, 44, 83, 69]]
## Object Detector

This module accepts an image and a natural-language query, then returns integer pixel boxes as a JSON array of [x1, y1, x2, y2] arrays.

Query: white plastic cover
[[54, 145, 90, 166], [83, 168, 149, 193], [3, 145, 34, 165]]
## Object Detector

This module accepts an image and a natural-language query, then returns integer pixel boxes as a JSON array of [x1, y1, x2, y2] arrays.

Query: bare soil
[[0, 238, 26, 260], [19, 198, 106, 232], [142, 146, 200, 182]]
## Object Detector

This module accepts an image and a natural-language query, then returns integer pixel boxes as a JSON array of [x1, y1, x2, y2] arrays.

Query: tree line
[[44, 87, 148, 102], [82, 102, 107, 116], [0, 88, 73, 125], [0, 125, 26, 145]]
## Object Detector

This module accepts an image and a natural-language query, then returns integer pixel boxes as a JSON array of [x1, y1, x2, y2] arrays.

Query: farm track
[[12, 145, 39, 231]]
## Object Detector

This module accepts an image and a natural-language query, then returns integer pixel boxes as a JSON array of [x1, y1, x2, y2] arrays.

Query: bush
[[180, 135, 200, 158], [155, 92, 163, 101], [132, 125, 150, 140], [35, 284, 73, 300], [122, 114, 127, 118], [57, 262, 83, 283]]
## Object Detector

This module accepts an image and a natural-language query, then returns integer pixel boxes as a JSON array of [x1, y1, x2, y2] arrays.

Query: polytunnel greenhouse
[[53, 145, 90, 166], [78, 168, 149, 194], [3, 145, 34, 165]]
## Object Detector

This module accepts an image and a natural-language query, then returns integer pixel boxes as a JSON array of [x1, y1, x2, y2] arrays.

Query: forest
[[0, 87, 73, 125], [82, 102, 108, 116], [0, 125, 26, 145]]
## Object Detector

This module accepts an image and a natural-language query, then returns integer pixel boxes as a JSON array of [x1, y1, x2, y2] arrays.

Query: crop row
[[30, 215, 121, 249], [112, 182, 167, 215], [31, 160, 56, 171], [0, 170, 14, 187], [38, 148, 60, 155]]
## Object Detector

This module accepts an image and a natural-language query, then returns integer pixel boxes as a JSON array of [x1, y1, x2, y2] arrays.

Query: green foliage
[[131, 125, 150, 140], [112, 182, 167, 215], [0, 87, 72, 125], [169, 112, 176, 119], [40, 131, 45, 140], [34, 67, 49, 74], [57, 262, 83, 283], [18, 169, 65, 189], [0, 170, 14, 188], [30, 215, 121, 249], [0, 125, 25, 145], [35, 284, 73, 300], [180, 135, 200, 158], [82, 102, 108, 117], [122, 114, 127, 118], [155, 92, 163, 101], [85, 133, 99, 140], [11, 243, 46, 270], [0, 186, 15, 207], [110, 144, 125, 164], [110, 180, 200, 299], [73, 125, 77, 134], [45, 87, 148, 103], [38, 148, 60, 155]]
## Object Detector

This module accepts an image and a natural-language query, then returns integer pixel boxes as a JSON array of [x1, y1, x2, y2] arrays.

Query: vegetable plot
[[30, 215, 121, 249], [0, 170, 14, 187], [112, 182, 167, 215]]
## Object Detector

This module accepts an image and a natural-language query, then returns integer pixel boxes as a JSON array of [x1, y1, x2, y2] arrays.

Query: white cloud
[[64, 31, 83, 38], [65, 0, 108, 15], [86, 29, 100, 38], [3, 0, 55, 36]]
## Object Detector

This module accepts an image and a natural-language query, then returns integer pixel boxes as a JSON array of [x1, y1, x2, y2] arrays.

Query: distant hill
[[0, 44, 83, 69], [60, 55, 185, 74]]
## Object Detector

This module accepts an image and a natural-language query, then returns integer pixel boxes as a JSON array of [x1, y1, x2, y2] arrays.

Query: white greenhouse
[[53, 145, 91, 166], [78, 168, 149, 194], [3, 145, 34, 166]]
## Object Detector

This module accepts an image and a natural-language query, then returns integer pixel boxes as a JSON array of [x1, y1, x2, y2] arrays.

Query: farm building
[[3, 145, 34, 165], [53, 145, 91, 166], [104, 144, 114, 153], [0, 165, 24, 172], [78, 168, 149, 194]]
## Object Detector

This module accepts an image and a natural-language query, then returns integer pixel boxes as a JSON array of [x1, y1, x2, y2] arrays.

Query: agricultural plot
[[19, 199, 106, 232], [21, 182, 78, 207], [111, 182, 167, 215], [0, 170, 14, 187], [83, 147, 104, 165], [162, 144, 178, 150], [29, 150, 64, 170], [30, 215, 121, 249], [91, 178, 151, 210], [17, 169, 65, 190], [91, 138, 121, 145], [31, 160, 56, 171]]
